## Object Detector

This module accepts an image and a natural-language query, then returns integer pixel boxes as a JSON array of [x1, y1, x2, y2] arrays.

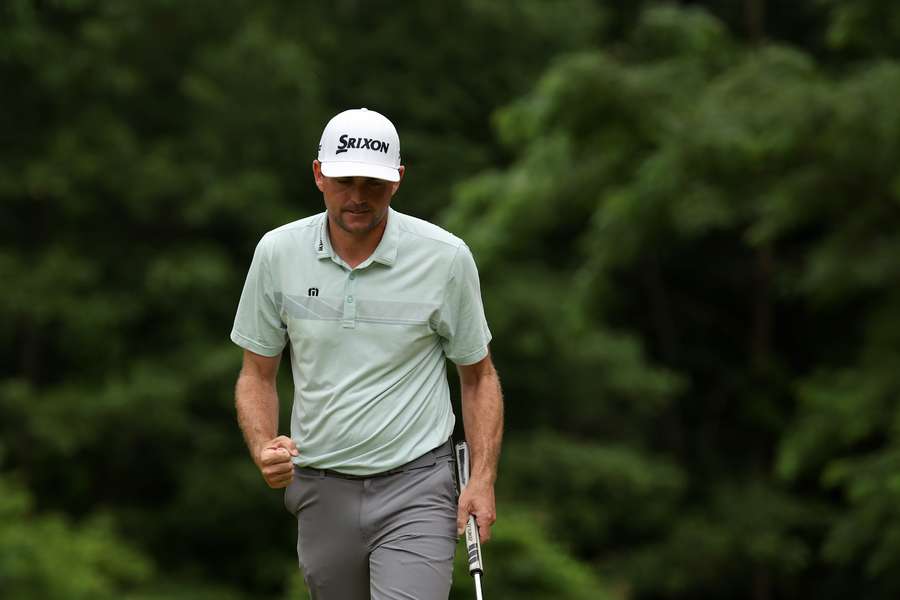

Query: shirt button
[[349, 272, 356, 280], [347, 296, 354, 303]]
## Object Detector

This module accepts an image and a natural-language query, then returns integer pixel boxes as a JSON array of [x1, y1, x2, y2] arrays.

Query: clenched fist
[[457, 477, 496, 543], [256, 435, 299, 488]]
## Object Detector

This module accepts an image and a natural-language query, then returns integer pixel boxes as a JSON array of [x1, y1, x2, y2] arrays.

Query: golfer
[[230, 108, 504, 599]]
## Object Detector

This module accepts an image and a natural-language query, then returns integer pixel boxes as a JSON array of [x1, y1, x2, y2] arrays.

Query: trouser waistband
[[296, 438, 454, 480]]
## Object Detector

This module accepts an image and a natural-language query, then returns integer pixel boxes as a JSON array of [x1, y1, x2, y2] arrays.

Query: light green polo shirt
[[230, 208, 492, 475]]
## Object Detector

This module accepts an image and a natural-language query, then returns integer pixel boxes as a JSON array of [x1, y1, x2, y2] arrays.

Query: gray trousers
[[284, 440, 458, 599]]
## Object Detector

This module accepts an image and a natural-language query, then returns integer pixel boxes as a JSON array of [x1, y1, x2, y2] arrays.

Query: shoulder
[[263, 212, 323, 242], [391, 210, 479, 284], [392, 210, 465, 253], [257, 212, 325, 256]]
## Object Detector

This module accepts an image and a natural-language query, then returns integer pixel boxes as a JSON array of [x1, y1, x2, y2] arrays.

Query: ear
[[312, 160, 326, 192], [391, 165, 405, 196]]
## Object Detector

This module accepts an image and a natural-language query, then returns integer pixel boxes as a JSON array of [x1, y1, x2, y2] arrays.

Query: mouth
[[344, 207, 370, 214]]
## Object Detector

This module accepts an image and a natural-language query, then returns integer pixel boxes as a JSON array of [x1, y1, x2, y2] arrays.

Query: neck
[[327, 214, 388, 269]]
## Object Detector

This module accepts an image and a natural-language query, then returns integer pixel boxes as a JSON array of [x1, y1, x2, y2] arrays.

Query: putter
[[455, 441, 485, 600]]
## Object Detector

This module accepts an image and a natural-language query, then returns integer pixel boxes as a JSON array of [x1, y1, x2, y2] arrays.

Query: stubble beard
[[333, 208, 386, 235]]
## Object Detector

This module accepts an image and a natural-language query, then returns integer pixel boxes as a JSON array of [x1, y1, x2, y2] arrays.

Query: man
[[230, 107, 503, 599]]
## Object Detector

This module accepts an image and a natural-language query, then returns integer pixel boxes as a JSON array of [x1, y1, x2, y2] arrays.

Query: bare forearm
[[461, 364, 504, 485], [235, 372, 279, 464]]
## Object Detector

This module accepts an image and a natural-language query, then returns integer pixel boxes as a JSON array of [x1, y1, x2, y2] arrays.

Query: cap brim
[[320, 161, 400, 182]]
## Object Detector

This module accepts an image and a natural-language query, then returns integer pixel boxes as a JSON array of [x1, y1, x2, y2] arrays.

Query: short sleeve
[[436, 244, 492, 365], [230, 235, 288, 357]]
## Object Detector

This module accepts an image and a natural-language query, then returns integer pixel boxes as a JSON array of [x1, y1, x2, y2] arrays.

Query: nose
[[347, 182, 367, 206]]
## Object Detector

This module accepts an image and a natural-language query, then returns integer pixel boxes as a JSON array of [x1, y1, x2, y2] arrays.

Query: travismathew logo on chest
[[335, 134, 390, 155]]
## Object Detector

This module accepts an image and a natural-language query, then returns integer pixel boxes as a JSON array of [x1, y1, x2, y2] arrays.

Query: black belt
[[296, 438, 454, 480]]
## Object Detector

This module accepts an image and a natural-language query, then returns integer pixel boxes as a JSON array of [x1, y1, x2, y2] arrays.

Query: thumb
[[268, 435, 299, 457], [457, 502, 469, 536]]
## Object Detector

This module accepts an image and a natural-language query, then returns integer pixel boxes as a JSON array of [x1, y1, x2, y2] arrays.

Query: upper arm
[[239, 349, 281, 384], [437, 244, 492, 365], [230, 234, 288, 357], [457, 351, 495, 387]]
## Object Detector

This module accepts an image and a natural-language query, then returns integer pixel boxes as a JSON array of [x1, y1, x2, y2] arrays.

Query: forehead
[[329, 175, 391, 184]]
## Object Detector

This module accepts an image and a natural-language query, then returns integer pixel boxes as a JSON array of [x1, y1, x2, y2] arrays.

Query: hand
[[457, 478, 496, 543], [256, 435, 299, 488]]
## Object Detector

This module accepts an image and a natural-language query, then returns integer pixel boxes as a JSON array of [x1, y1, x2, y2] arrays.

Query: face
[[313, 160, 404, 236]]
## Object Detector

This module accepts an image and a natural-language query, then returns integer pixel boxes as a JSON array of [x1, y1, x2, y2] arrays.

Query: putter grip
[[455, 441, 484, 576]]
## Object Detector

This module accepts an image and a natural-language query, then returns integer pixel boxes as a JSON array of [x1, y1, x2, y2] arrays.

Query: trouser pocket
[[284, 469, 319, 515]]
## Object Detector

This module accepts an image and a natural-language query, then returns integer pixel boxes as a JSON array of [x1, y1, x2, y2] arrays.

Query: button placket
[[342, 269, 358, 328]]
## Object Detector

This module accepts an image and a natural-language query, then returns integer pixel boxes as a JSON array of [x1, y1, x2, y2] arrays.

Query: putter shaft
[[456, 441, 486, 596]]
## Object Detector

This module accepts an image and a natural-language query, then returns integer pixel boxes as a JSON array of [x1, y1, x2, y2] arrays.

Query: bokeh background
[[4, 0, 900, 598]]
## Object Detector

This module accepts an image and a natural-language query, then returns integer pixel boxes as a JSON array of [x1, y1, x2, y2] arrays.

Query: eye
[[335, 178, 353, 186]]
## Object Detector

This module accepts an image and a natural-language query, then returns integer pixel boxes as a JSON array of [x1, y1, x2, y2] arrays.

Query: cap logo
[[335, 133, 390, 155]]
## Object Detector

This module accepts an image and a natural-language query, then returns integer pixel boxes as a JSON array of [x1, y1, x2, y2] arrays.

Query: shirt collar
[[315, 213, 333, 260], [370, 208, 399, 267], [314, 208, 399, 267]]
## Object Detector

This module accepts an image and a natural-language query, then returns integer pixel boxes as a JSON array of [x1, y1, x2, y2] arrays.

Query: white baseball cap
[[317, 108, 401, 182]]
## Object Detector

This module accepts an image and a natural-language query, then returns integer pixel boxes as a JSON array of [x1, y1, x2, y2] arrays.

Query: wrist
[[467, 470, 496, 488], [249, 439, 270, 466]]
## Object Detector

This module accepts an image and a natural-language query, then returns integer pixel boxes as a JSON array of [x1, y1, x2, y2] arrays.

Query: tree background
[[3, 0, 900, 598]]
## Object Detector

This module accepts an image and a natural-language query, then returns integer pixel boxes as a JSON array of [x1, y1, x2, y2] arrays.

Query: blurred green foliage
[[4, 0, 900, 598], [0, 474, 152, 599]]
